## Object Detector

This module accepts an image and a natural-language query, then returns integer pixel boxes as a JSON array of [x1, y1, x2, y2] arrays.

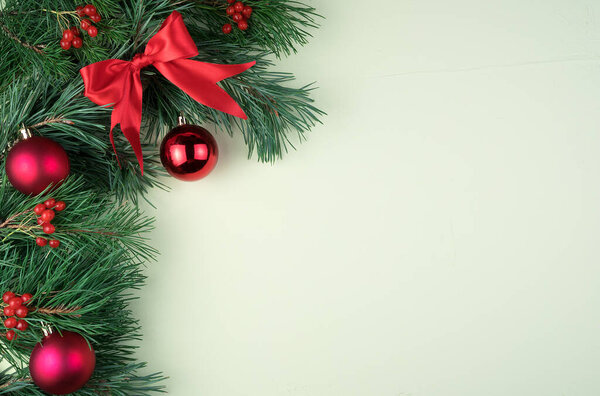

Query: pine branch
[[0, 23, 45, 55], [29, 117, 75, 129]]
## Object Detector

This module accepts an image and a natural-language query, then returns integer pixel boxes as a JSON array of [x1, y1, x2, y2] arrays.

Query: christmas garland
[[0, 0, 322, 394]]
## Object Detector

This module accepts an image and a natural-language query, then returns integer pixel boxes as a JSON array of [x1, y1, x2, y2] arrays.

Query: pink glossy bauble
[[29, 331, 96, 395], [160, 124, 218, 181], [5, 136, 70, 195]]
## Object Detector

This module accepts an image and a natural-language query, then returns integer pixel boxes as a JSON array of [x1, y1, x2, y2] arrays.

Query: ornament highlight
[[5, 129, 70, 195], [160, 116, 219, 181], [29, 329, 96, 395]]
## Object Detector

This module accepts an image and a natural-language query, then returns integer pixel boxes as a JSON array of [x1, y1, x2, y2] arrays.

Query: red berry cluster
[[2, 291, 32, 341], [60, 4, 101, 50], [33, 198, 66, 248], [222, 1, 253, 34]]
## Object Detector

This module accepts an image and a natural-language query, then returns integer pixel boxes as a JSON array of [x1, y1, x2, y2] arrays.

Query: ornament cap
[[178, 114, 187, 126], [19, 125, 32, 140], [41, 322, 53, 337]]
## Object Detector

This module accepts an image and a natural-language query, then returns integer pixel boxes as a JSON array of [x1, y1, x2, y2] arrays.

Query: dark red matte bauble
[[160, 124, 218, 181], [29, 331, 95, 395], [5, 136, 70, 195]]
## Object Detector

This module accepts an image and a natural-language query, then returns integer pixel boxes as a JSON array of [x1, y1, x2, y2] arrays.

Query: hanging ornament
[[29, 328, 96, 395], [160, 116, 219, 181], [5, 128, 70, 195]]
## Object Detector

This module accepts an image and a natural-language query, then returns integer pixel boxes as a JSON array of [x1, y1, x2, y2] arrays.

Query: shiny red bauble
[[29, 331, 96, 395], [5, 136, 70, 195], [160, 124, 218, 181]]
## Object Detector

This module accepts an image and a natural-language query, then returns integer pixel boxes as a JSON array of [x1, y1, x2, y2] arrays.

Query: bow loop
[[80, 11, 255, 174]]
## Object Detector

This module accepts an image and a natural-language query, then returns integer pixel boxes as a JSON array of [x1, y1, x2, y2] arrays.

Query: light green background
[[7, 0, 600, 395], [134, 1, 600, 394]]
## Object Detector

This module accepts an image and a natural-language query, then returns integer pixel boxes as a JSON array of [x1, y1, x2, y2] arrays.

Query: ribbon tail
[[155, 59, 255, 119], [109, 119, 121, 169], [110, 72, 145, 174]]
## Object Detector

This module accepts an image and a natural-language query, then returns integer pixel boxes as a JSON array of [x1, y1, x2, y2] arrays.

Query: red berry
[[83, 4, 97, 15], [15, 320, 28, 331], [6, 330, 16, 341], [90, 13, 101, 23], [49, 239, 61, 249], [40, 209, 55, 223], [234, 2, 244, 12], [8, 297, 22, 309], [36, 237, 47, 247], [37, 218, 45, 226], [33, 204, 46, 215], [15, 306, 28, 318], [80, 19, 91, 30], [44, 198, 56, 208], [3, 307, 14, 317], [62, 29, 74, 42], [242, 6, 252, 18], [87, 26, 98, 38], [59, 39, 71, 50], [222, 23, 233, 34], [72, 36, 83, 48], [54, 201, 66, 211], [3, 317, 16, 329], [76, 6, 85, 17], [232, 13, 243, 23], [21, 293, 32, 303], [71, 26, 81, 36], [226, 6, 235, 15], [2, 291, 15, 303], [42, 223, 55, 235], [227, 0, 235, 3], [238, 20, 249, 30]]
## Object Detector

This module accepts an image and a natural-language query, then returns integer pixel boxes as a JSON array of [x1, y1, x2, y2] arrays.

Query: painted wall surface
[[133, 1, 600, 395]]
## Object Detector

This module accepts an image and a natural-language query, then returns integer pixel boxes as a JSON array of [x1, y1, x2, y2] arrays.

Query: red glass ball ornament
[[6, 136, 70, 195], [29, 331, 96, 395], [160, 123, 218, 181]]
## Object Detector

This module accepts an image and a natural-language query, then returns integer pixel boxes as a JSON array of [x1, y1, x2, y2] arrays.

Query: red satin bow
[[80, 11, 255, 174]]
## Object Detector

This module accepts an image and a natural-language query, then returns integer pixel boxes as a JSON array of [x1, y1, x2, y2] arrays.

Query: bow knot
[[80, 11, 255, 174], [131, 53, 153, 70]]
